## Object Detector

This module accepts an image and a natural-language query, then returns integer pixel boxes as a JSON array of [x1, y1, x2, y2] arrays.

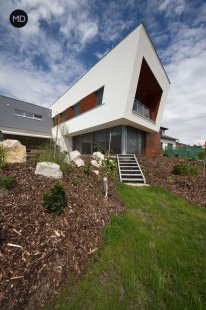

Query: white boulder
[[70, 150, 81, 161], [92, 170, 99, 175], [69, 150, 85, 167], [93, 151, 104, 162], [74, 158, 85, 167], [35, 162, 63, 179], [2, 139, 26, 163], [91, 159, 101, 168]]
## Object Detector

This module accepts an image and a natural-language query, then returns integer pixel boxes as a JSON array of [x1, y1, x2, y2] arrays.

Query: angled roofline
[[141, 22, 171, 85], [0, 94, 50, 110], [50, 22, 170, 108]]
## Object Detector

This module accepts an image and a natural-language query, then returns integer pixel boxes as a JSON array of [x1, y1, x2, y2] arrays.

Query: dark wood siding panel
[[80, 92, 96, 113], [66, 107, 73, 120]]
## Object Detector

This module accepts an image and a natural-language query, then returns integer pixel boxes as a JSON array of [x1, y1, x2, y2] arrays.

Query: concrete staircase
[[117, 154, 146, 183]]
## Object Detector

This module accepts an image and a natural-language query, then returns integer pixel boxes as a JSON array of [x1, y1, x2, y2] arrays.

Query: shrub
[[43, 183, 67, 214], [94, 145, 103, 152], [71, 178, 78, 186], [102, 158, 116, 173], [84, 164, 91, 174], [0, 147, 7, 169], [172, 162, 199, 176], [197, 150, 206, 160], [0, 175, 16, 189]]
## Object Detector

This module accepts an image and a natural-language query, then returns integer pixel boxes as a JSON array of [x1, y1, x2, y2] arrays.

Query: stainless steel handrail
[[133, 99, 150, 119]]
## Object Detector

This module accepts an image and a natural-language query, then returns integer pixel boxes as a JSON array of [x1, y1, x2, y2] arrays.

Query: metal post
[[103, 176, 108, 198]]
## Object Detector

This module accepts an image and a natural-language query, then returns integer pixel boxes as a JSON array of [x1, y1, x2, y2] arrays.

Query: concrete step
[[121, 178, 144, 182]]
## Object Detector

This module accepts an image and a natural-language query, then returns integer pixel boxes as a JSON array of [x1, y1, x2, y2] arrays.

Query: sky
[[0, 0, 205, 145]]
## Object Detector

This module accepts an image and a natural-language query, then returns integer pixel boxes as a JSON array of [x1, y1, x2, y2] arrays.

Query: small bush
[[197, 150, 206, 160], [71, 178, 78, 186], [0, 147, 7, 169], [172, 162, 199, 176], [102, 158, 116, 174], [0, 175, 16, 189], [94, 145, 102, 152], [83, 164, 91, 174], [43, 183, 67, 214]]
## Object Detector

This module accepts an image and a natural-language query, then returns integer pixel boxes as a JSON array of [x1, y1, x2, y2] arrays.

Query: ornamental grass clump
[[172, 162, 199, 176], [39, 140, 70, 172], [43, 183, 67, 214], [0, 175, 16, 189], [0, 147, 7, 169]]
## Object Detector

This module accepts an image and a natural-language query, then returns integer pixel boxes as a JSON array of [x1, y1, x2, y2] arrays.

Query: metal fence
[[163, 145, 204, 159], [133, 99, 150, 119]]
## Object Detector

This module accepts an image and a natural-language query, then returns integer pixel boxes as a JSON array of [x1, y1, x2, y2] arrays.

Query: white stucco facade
[[50, 23, 170, 153]]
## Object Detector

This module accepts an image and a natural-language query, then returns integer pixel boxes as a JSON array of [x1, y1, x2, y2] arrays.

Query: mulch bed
[[140, 156, 206, 207], [0, 158, 124, 310], [1, 155, 205, 309]]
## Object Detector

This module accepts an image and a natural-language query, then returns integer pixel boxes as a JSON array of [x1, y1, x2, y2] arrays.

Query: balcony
[[132, 99, 150, 119]]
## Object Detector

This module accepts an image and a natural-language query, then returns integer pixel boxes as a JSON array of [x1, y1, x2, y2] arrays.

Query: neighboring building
[[50, 23, 170, 155], [0, 95, 52, 147], [160, 126, 178, 150]]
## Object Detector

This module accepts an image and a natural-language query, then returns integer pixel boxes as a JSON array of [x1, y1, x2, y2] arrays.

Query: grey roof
[[161, 135, 177, 141]]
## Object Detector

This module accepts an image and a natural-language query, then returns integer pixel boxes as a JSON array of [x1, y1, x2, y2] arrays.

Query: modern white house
[[50, 23, 170, 155]]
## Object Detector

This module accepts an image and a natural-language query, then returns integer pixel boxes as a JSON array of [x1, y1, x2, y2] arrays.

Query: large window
[[127, 126, 145, 154], [73, 102, 80, 117], [93, 130, 107, 153], [72, 126, 145, 155], [73, 136, 81, 152], [60, 110, 67, 122], [95, 87, 104, 106], [82, 133, 92, 154], [107, 127, 122, 154], [14, 109, 42, 120]]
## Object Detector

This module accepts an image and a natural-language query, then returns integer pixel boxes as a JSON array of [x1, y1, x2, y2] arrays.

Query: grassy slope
[[52, 185, 206, 310]]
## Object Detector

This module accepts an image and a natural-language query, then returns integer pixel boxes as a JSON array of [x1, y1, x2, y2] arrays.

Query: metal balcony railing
[[132, 99, 150, 119]]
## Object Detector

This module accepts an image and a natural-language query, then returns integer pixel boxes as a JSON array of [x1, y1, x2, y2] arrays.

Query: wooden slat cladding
[[135, 58, 162, 122], [80, 92, 96, 113], [66, 107, 73, 120], [53, 113, 61, 126]]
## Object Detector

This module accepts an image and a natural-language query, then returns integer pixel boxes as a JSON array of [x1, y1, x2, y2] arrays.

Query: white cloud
[[78, 22, 98, 46], [0, 0, 97, 107], [159, 0, 186, 16], [162, 24, 206, 145], [0, 0, 205, 146]]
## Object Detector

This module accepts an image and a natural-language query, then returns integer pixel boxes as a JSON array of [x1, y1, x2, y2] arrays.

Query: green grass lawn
[[50, 185, 206, 310]]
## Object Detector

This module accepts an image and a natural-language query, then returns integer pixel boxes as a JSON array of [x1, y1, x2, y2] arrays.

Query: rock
[[93, 151, 104, 162], [70, 150, 81, 161], [2, 140, 26, 163], [35, 162, 63, 179], [69, 150, 85, 167], [92, 170, 99, 175], [73, 158, 85, 167], [91, 159, 101, 168]]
